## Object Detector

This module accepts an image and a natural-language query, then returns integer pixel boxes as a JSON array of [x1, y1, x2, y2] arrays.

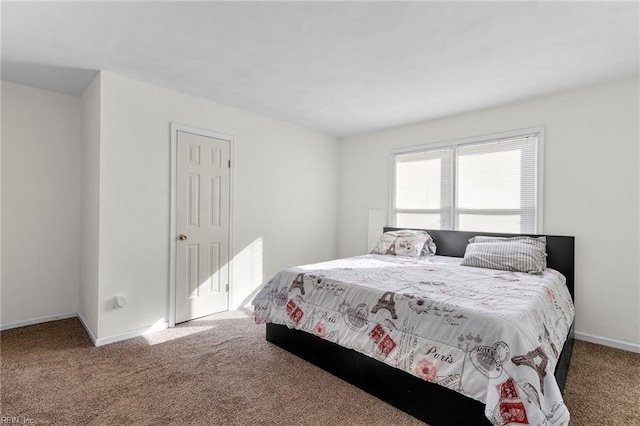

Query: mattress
[[252, 254, 575, 426]]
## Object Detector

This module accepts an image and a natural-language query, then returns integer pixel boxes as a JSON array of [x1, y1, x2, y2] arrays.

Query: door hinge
[[228, 160, 231, 168], [226, 284, 229, 292]]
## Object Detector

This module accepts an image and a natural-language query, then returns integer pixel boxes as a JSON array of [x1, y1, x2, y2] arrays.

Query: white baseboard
[[2, 312, 168, 348], [0, 312, 78, 331], [93, 321, 169, 347], [575, 331, 640, 353], [76, 312, 97, 345]]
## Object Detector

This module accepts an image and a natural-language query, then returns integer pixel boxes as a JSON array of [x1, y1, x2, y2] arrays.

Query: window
[[391, 128, 543, 233]]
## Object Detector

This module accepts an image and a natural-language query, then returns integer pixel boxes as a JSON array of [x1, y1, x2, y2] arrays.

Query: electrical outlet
[[114, 295, 127, 308]]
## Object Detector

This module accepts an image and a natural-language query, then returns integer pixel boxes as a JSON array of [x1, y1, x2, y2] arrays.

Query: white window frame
[[389, 127, 544, 233]]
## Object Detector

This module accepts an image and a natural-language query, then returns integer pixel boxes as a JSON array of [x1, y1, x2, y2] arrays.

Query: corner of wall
[[1, 81, 84, 327], [78, 73, 102, 339], [0, 79, 3, 315]]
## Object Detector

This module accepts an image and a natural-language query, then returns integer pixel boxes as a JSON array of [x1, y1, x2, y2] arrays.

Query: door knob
[[178, 234, 188, 241]]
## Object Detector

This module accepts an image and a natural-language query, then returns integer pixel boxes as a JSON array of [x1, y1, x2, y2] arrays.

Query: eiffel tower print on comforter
[[252, 254, 575, 426]]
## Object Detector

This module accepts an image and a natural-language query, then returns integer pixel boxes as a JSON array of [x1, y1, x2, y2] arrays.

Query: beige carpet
[[1, 310, 638, 425]]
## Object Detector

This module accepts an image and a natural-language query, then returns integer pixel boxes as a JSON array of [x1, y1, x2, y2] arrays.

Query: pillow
[[461, 236, 547, 273], [370, 230, 437, 257], [468, 235, 546, 250]]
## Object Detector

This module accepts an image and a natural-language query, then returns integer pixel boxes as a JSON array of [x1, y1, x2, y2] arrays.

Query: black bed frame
[[266, 228, 575, 426]]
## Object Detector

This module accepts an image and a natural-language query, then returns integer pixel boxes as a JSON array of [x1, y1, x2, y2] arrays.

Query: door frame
[[168, 122, 235, 327]]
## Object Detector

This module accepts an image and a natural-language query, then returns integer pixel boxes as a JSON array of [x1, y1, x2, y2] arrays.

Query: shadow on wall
[[233, 237, 264, 308], [1, 61, 98, 96]]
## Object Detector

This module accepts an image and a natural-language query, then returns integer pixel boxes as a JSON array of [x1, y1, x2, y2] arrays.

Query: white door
[[175, 130, 230, 323]]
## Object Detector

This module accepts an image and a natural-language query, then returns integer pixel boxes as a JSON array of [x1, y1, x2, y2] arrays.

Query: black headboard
[[383, 227, 575, 300]]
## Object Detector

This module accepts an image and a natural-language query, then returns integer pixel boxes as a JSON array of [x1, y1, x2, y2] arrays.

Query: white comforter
[[252, 254, 575, 426]]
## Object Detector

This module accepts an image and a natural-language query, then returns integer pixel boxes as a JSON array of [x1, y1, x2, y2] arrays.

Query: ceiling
[[2, 1, 638, 137]]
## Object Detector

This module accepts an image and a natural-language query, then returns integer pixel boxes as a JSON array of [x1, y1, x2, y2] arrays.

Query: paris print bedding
[[252, 254, 575, 426]]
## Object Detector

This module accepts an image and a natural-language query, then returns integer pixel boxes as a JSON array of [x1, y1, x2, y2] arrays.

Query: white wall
[[78, 75, 101, 337], [95, 72, 338, 340], [1, 81, 82, 326], [0, 81, 3, 326], [338, 77, 640, 348], [4, 71, 636, 351]]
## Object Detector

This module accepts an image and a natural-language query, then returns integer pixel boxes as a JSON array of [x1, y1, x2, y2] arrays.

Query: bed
[[252, 228, 575, 426]]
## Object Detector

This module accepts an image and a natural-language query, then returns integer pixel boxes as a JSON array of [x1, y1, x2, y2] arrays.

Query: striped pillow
[[460, 236, 547, 273]]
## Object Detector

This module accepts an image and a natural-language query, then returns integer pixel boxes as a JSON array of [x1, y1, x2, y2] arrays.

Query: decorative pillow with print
[[371, 230, 436, 257]]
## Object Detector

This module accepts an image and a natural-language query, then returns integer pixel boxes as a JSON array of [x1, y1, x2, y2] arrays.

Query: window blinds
[[456, 137, 537, 232], [394, 148, 451, 229], [392, 132, 540, 233]]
